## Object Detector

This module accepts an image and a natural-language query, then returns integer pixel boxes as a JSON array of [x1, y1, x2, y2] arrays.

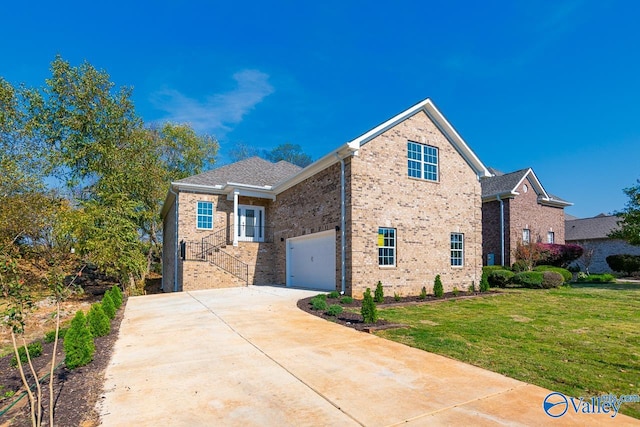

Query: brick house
[[481, 168, 572, 267], [161, 98, 491, 297], [565, 214, 640, 273]]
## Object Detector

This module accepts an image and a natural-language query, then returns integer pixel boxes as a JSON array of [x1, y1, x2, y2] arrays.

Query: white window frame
[[547, 231, 555, 244], [451, 233, 464, 267], [237, 205, 266, 242], [378, 227, 396, 267], [407, 141, 438, 182], [522, 228, 531, 244], [196, 201, 213, 230]]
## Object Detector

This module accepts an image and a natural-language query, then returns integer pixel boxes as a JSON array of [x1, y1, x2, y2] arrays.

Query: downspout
[[335, 154, 346, 295], [498, 195, 505, 266], [169, 186, 179, 292]]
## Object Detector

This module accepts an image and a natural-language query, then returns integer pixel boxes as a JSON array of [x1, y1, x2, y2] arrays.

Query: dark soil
[[0, 300, 125, 427], [297, 290, 500, 332]]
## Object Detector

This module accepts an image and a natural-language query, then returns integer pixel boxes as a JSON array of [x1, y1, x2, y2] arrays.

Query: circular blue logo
[[543, 392, 568, 418]]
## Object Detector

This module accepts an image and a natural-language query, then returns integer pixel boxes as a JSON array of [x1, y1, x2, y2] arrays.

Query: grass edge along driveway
[[375, 283, 640, 419]]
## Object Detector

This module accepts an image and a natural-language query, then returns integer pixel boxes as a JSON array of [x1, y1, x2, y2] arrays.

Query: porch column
[[233, 190, 239, 247]]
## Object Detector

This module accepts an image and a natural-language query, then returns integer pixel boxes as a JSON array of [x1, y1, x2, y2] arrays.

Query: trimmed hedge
[[512, 271, 544, 288], [534, 265, 572, 283], [577, 273, 615, 283], [488, 270, 515, 288], [606, 254, 640, 276], [541, 271, 564, 288]]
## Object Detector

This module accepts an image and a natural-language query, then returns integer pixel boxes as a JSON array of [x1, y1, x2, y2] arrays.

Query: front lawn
[[375, 283, 640, 419]]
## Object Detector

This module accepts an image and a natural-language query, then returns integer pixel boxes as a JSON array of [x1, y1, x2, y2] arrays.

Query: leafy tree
[[228, 142, 261, 163], [265, 143, 312, 167], [610, 180, 640, 245]]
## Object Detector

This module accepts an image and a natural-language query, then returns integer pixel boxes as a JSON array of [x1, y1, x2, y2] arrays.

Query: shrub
[[480, 274, 490, 292], [468, 281, 476, 293], [326, 304, 343, 316], [511, 260, 529, 272], [452, 286, 459, 297], [541, 271, 564, 288], [487, 270, 514, 288], [577, 273, 615, 283], [394, 292, 401, 302], [419, 286, 427, 299], [361, 288, 378, 323], [314, 293, 327, 300], [433, 275, 443, 298], [327, 291, 340, 299], [374, 281, 384, 303], [537, 243, 584, 267], [102, 292, 116, 319], [87, 303, 111, 337], [534, 265, 572, 283], [339, 296, 353, 304], [606, 254, 640, 276], [311, 297, 328, 311], [44, 328, 68, 343], [512, 271, 544, 288], [109, 286, 123, 309], [64, 311, 95, 369], [483, 265, 507, 273], [10, 341, 43, 368]]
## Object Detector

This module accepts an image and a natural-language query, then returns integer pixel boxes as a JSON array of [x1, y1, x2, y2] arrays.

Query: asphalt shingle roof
[[565, 214, 620, 240], [176, 157, 302, 187], [481, 168, 529, 198]]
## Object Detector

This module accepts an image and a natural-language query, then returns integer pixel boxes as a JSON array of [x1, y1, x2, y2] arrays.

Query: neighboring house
[[481, 168, 572, 267], [565, 214, 640, 273], [161, 98, 491, 297]]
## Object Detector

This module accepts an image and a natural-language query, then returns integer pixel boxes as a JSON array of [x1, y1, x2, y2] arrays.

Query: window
[[451, 233, 464, 266], [522, 228, 530, 244], [547, 231, 555, 244], [378, 228, 396, 267], [197, 201, 213, 229], [407, 141, 438, 181]]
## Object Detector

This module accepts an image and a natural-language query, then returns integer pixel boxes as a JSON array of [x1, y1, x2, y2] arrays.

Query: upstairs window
[[408, 141, 438, 182], [197, 201, 213, 229], [378, 228, 396, 267], [451, 233, 464, 266], [522, 228, 531, 244]]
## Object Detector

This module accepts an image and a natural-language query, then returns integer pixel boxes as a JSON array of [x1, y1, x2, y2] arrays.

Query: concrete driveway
[[98, 286, 636, 426]]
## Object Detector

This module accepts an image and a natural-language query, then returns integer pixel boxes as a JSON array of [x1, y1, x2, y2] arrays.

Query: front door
[[237, 205, 265, 242]]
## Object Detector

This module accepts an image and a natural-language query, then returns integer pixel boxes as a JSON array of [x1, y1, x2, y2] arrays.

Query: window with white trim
[[450, 233, 464, 266], [547, 231, 555, 244], [522, 228, 531, 244], [197, 201, 213, 229], [378, 228, 396, 267], [408, 141, 438, 181]]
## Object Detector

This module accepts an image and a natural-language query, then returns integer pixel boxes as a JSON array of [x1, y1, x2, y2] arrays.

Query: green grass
[[375, 284, 640, 419]]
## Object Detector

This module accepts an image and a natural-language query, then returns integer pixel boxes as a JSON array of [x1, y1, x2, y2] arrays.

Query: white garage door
[[286, 230, 336, 291]]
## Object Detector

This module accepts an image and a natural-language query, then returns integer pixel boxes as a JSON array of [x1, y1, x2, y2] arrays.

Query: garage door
[[286, 230, 336, 291]]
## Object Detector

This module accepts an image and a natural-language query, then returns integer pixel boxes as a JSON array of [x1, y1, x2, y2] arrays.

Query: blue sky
[[2, 0, 639, 218]]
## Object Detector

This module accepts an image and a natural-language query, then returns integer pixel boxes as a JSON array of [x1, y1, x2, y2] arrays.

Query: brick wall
[[567, 238, 640, 273], [162, 198, 177, 292], [349, 110, 483, 297]]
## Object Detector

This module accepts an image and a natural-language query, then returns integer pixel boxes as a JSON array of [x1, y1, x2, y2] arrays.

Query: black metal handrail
[[201, 227, 232, 250], [181, 241, 248, 283]]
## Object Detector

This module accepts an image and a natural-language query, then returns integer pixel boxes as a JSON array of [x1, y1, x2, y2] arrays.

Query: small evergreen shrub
[[452, 286, 459, 297], [433, 275, 443, 297], [394, 292, 401, 302], [534, 265, 572, 283], [314, 293, 327, 300], [483, 265, 507, 273], [374, 281, 384, 303], [45, 328, 68, 343], [541, 271, 564, 288], [577, 273, 615, 283], [102, 292, 116, 319], [326, 304, 343, 316], [361, 288, 378, 323], [468, 281, 476, 293], [64, 311, 95, 369], [480, 274, 490, 292], [487, 270, 515, 288], [328, 291, 340, 299], [512, 271, 544, 288], [419, 286, 427, 299], [311, 297, 328, 311], [339, 296, 353, 304], [511, 260, 529, 272], [87, 303, 111, 337], [109, 286, 123, 309], [10, 341, 43, 368]]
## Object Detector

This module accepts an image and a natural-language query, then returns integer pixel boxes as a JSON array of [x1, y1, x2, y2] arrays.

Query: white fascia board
[[225, 187, 276, 201], [173, 182, 225, 193], [516, 169, 550, 199], [273, 142, 358, 194], [539, 197, 573, 208], [481, 191, 519, 202]]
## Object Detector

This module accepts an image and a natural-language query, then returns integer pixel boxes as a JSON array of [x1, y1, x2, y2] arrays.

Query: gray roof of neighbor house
[[565, 214, 621, 241], [175, 157, 302, 187], [481, 167, 571, 207]]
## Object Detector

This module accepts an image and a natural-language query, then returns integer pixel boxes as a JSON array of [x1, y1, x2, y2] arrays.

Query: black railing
[[182, 241, 248, 284], [201, 227, 232, 250]]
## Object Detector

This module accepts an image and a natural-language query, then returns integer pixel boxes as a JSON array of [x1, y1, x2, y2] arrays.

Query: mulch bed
[[297, 290, 500, 332], [0, 301, 125, 427]]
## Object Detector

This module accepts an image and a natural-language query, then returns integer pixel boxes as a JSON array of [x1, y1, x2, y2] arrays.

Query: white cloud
[[152, 69, 275, 136]]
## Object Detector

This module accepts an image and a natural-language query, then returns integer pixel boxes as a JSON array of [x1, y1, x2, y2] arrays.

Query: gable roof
[[565, 214, 620, 240], [481, 167, 572, 207], [176, 157, 302, 188]]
